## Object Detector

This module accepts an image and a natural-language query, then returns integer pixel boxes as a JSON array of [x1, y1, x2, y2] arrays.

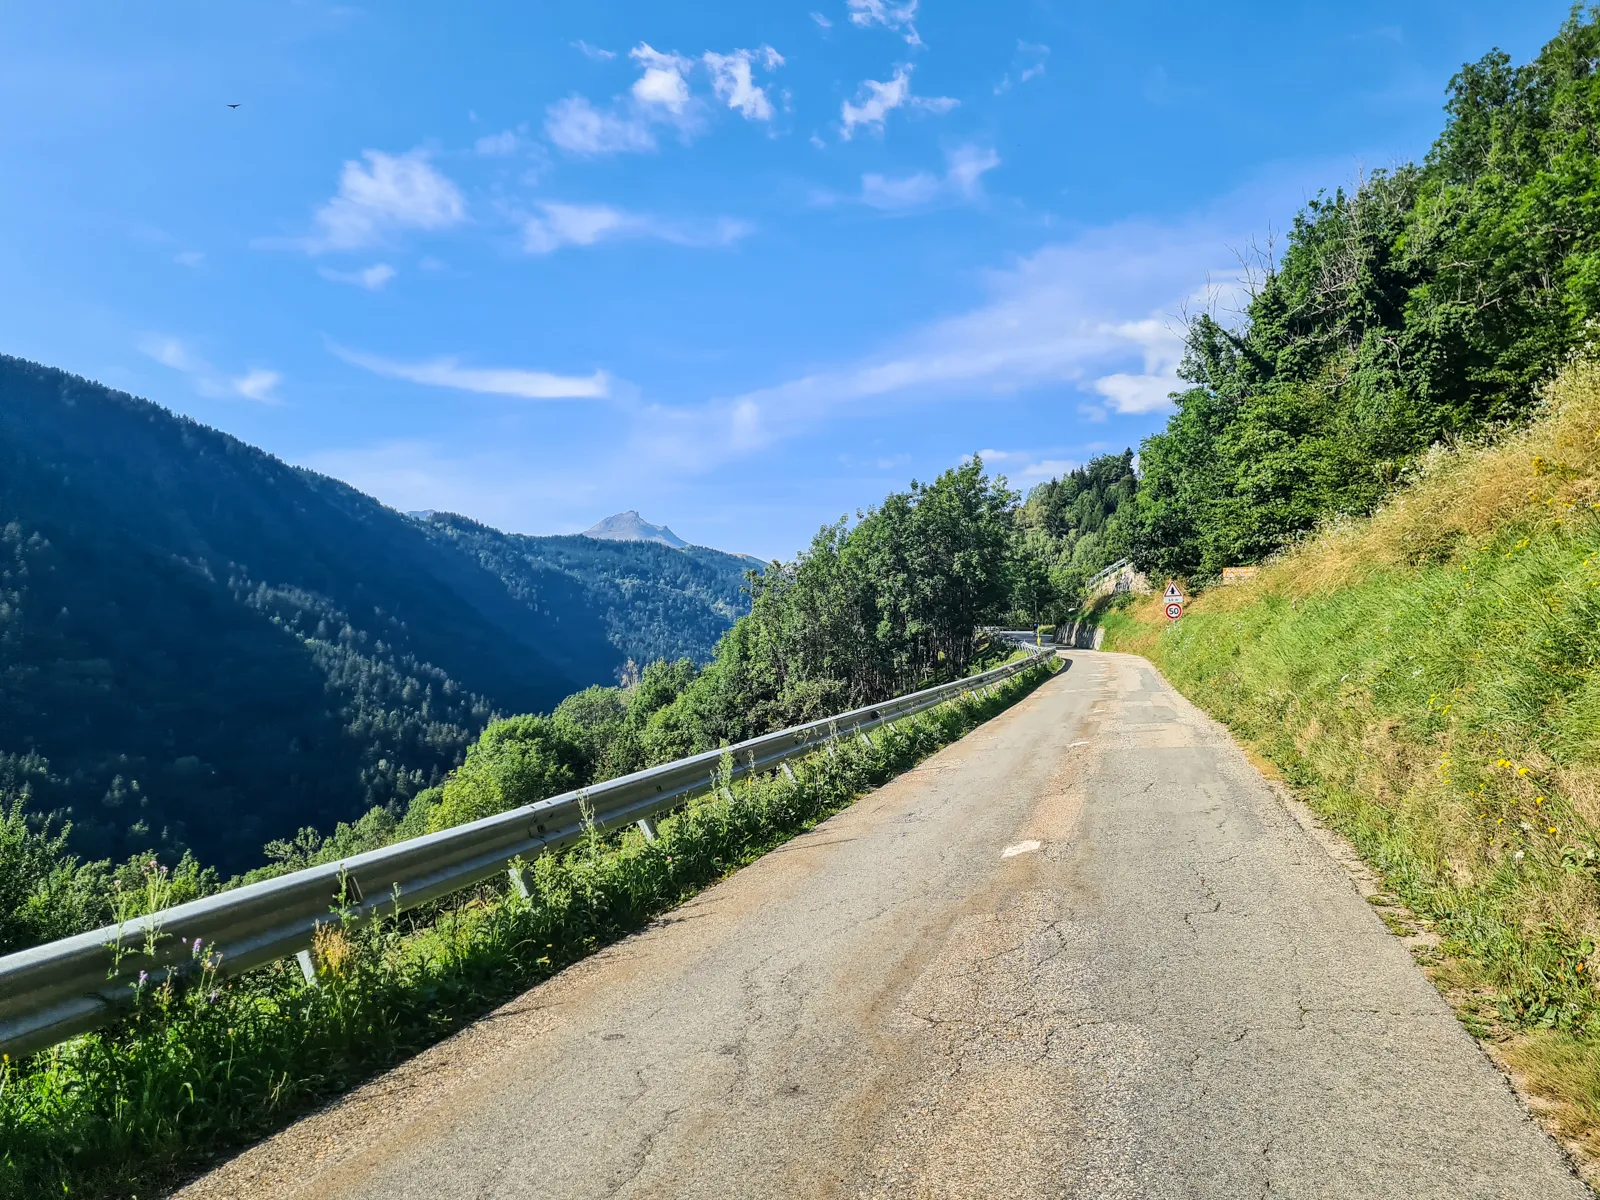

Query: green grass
[[0, 659, 1055, 1199], [1107, 513, 1600, 1034]]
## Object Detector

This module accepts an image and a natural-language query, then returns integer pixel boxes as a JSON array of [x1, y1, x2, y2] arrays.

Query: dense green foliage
[[417, 459, 1021, 833], [1131, 11, 1600, 580], [0, 356, 752, 873], [1007, 450, 1138, 623], [0, 662, 1054, 1200]]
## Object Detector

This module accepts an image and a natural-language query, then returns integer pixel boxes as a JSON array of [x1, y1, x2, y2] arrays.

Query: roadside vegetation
[[0, 658, 1055, 1199], [1103, 360, 1600, 1163]]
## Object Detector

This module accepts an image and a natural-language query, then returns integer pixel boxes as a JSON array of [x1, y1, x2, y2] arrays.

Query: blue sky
[[0, 1, 1577, 559]]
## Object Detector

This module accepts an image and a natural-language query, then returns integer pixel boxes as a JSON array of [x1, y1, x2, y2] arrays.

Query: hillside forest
[[0, 355, 754, 875], [5, 9, 1598, 950]]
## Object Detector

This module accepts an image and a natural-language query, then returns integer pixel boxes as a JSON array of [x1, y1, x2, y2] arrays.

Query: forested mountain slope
[[415, 515, 758, 675], [0, 356, 750, 871]]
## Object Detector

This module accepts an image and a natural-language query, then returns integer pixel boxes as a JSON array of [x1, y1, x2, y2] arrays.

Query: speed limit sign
[[1164, 580, 1184, 620], [1165, 601, 1183, 620]]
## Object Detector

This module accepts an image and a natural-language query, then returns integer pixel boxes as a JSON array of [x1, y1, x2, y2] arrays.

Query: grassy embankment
[[0, 655, 1056, 1200], [1101, 360, 1600, 1162]]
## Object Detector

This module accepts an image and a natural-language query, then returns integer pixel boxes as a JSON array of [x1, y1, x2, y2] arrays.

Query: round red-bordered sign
[[1165, 602, 1183, 619]]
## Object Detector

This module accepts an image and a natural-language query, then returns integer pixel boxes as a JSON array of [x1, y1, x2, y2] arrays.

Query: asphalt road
[[179, 651, 1589, 1199]]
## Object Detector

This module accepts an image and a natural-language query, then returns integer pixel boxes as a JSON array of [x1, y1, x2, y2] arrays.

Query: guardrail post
[[636, 817, 659, 843], [859, 731, 875, 749], [780, 762, 797, 783], [296, 949, 317, 985]]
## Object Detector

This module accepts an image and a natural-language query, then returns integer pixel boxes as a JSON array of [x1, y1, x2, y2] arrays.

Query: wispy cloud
[[703, 47, 784, 121], [855, 143, 999, 210], [521, 202, 751, 254], [810, 11, 833, 29], [840, 65, 955, 139], [544, 95, 659, 155], [173, 250, 204, 268], [547, 41, 786, 156], [975, 448, 1080, 481], [332, 344, 610, 399], [318, 262, 397, 290], [572, 39, 616, 61], [617, 214, 1254, 475], [139, 334, 282, 403], [474, 129, 521, 156], [847, 0, 922, 47], [995, 40, 1050, 94], [301, 150, 466, 253]]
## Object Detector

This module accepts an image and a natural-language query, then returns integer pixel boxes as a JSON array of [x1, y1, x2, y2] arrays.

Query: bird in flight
[[226, 103, 241, 109]]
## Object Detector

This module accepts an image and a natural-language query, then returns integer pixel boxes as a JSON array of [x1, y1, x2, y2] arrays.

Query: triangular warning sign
[[1164, 580, 1182, 600]]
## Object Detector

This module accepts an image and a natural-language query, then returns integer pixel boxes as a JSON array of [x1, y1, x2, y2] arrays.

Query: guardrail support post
[[636, 817, 659, 843], [859, 731, 875, 749], [780, 762, 797, 783], [296, 949, 317, 986]]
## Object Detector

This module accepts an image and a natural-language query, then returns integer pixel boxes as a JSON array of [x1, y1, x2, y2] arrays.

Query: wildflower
[[1497, 759, 1511, 768], [1518, 766, 1530, 776], [138, 970, 148, 986], [1535, 797, 1545, 805], [1550, 827, 1559, 835]]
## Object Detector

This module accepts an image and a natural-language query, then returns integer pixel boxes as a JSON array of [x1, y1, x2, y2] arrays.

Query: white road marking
[[1002, 839, 1043, 858]]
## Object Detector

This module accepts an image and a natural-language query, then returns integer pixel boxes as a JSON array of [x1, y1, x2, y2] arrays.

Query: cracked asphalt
[[176, 651, 1590, 1199]]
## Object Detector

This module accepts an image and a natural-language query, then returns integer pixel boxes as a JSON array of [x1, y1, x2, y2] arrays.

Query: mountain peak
[[582, 511, 689, 549]]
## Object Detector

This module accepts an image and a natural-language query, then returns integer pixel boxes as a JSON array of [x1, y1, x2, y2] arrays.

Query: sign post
[[1164, 580, 1184, 621]]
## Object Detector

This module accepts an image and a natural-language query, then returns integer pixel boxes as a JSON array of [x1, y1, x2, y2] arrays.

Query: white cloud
[[332, 344, 610, 399], [318, 262, 397, 290], [572, 39, 615, 61], [548, 41, 785, 155], [847, 0, 922, 46], [856, 143, 999, 210], [995, 41, 1050, 94], [840, 65, 955, 139], [139, 334, 282, 402], [174, 250, 204, 268], [703, 47, 784, 121], [629, 216, 1255, 472], [309, 150, 466, 252], [232, 369, 282, 402], [811, 11, 833, 28], [474, 129, 520, 156], [522, 202, 751, 254], [860, 170, 941, 209], [630, 43, 693, 113], [946, 144, 1000, 196], [975, 449, 1081, 481], [544, 95, 657, 155]]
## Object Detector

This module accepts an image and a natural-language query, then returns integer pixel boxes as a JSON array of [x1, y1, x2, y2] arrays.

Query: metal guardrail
[[0, 645, 1053, 1059], [1084, 557, 1132, 589]]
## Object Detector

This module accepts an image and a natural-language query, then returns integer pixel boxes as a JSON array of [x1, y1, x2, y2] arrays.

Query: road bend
[[178, 652, 1588, 1200]]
